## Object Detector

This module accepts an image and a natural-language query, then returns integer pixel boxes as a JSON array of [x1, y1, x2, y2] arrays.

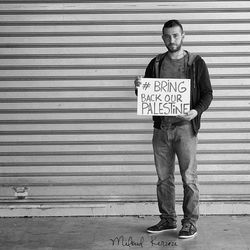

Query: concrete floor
[[0, 216, 249, 250]]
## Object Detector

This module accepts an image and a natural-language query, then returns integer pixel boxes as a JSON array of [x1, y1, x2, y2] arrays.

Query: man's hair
[[162, 20, 184, 34]]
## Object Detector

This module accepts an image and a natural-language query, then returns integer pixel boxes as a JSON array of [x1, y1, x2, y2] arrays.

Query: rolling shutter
[[0, 0, 249, 216]]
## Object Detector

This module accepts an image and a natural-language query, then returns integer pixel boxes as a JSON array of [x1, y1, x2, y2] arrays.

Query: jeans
[[152, 121, 199, 226]]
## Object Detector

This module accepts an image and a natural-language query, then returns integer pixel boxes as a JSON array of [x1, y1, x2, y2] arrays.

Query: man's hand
[[134, 75, 143, 89], [177, 109, 198, 121]]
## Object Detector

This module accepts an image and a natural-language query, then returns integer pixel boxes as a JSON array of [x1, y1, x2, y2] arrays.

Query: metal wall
[[0, 0, 249, 216]]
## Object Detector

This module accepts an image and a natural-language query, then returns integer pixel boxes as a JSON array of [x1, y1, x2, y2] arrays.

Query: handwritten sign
[[137, 78, 190, 116]]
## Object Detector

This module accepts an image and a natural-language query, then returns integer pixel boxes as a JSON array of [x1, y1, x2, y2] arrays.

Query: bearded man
[[134, 20, 213, 239]]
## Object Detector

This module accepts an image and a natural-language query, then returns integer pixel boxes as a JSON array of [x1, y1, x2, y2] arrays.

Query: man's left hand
[[177, 109, 198, 121]]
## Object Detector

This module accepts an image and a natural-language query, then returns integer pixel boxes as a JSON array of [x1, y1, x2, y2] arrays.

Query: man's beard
[[167, 42, 182, 53]]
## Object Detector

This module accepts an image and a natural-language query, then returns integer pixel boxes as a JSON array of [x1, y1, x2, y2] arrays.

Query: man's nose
[[170, 36, 175, 43]]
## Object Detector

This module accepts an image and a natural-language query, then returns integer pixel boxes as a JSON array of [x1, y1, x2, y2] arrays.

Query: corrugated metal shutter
[[0, 1, 249, 216]]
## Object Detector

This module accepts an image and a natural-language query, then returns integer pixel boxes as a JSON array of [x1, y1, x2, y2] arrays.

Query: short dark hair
[[162, 20, 184, 34]]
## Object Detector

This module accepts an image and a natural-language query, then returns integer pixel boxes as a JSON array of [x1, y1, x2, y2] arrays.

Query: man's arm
[[194, 58, 213, 116], [178, 58, 213, 121]]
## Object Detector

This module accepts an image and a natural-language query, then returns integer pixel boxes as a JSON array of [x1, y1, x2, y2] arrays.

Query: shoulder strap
[[185, 50, 199, 66], [154, 52, 167, 78]]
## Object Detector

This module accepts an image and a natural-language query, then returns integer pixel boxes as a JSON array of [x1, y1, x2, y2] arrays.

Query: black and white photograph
[[0, 1, 249, 250]]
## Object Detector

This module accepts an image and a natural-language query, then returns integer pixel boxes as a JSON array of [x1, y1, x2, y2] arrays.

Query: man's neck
[[167, 49, 185, 60]]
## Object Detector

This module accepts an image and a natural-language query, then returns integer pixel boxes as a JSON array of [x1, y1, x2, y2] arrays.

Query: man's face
[[162, 26, 185, 53]]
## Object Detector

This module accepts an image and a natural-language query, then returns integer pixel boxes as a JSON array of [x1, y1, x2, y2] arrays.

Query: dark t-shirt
[[160, 53, 189, 125]]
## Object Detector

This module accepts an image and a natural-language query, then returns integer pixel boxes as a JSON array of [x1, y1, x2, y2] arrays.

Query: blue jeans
[[152, 121, 199, 226]]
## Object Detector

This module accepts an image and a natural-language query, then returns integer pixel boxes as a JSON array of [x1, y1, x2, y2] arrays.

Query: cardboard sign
[[137, 78, 190, 116]]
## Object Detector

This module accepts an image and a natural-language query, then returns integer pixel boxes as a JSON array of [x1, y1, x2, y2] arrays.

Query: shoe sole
[[147, 228, 177, 234], [178, 232, 197, 239]]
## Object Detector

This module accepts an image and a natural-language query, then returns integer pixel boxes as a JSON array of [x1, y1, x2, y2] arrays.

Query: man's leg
[[147, 128, 177, 233], [152, 128, 177, 223], [174, 123, 199, 226]]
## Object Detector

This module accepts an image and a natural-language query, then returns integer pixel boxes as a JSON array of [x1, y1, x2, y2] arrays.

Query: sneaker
[[178, 222, 197, 239], [147, 219, 177, 233]]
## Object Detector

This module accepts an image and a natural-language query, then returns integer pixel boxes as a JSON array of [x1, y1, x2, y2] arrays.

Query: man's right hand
[[134, 75, 143, 89]]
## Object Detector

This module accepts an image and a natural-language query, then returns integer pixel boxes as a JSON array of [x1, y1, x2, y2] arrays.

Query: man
[[134, 20, 213, 239]]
